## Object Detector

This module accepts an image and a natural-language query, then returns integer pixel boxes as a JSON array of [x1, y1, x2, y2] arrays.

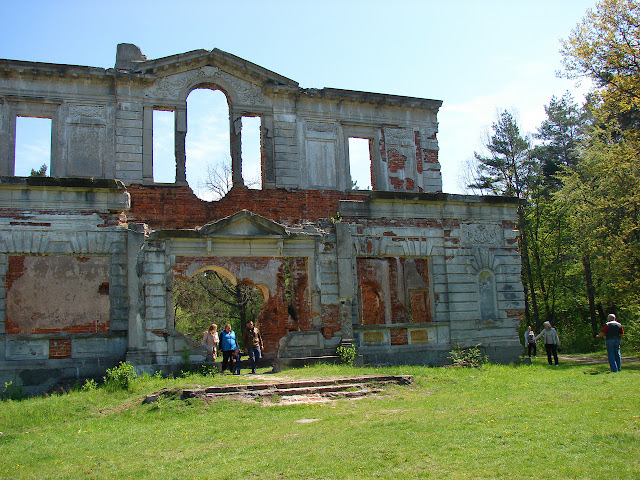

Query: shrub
[[448, 344, 488, 368], [555, 320, 598, 353], [1, 380, 24, 401], [82, 379, 98, 392], [197, 364, 218, 377], [336, 345, 357, 365], [181, 363, 218, 378], [104, 361, 137, 391]]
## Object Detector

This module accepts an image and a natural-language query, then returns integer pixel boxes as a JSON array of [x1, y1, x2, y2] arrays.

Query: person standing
[[524, 325, 537, 358], [596, 314, 624, 373], [201, 324, 219, 362], [535, 321, 560, 366], [242, 320, 264, 374], [219, 323, 239, 374]]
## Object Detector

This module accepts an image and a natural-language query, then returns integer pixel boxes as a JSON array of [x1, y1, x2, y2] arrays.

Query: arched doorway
[[173, 265, 267, 344]]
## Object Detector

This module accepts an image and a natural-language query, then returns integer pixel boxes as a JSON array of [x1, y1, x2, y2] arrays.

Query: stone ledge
[[0, 177, 130, 212]]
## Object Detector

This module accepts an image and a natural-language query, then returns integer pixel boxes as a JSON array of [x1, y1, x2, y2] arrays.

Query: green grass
[[1, 357, 639, 479]]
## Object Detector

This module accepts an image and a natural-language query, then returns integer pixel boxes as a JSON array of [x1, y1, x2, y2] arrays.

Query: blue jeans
[[247, 347, 261, 372], [606, 338, 622, 372]]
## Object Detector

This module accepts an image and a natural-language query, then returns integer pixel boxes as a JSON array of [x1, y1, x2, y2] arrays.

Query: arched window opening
[[477, 270, 498, 321], [348, 137, 373, 190], [185, 88, 231, 201], [152, 109, 175, 183], [241, 116, 262, 189], [15, 116, 51, 177], [173, 268, 265, 343]]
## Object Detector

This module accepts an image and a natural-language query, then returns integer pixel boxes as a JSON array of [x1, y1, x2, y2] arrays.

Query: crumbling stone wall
[[0, 45, 525, 392]]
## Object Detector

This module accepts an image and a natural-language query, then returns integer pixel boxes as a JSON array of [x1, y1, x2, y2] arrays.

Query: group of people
[[201, 320, 264, 374], [523, 314, 625, 372]]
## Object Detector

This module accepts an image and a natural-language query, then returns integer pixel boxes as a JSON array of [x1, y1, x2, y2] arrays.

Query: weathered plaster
[[0, 45, 525, 392]]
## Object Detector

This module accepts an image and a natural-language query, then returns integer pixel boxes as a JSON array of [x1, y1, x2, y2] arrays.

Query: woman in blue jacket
[[219, 323, 239, 373]]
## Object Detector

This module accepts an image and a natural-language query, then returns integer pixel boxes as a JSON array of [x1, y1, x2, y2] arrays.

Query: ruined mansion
[[0, 44, 524, 392]]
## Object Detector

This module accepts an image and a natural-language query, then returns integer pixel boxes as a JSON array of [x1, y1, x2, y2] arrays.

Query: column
[[174, 106, 187, 185], [230, 113, 243, 186]]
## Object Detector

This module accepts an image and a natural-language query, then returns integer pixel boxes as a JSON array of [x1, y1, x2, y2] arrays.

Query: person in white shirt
[[523, 325, 536, 358], [201, 324, 219, 362]]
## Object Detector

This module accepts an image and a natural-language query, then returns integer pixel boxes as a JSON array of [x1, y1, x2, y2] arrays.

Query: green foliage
[[556, 319, 599, 354], [103, 362, 137, 391], [181, 347, 190, 365], [448, 344, 489, 368], [28, 164, 47, 177], [173, 269, 264, 344], [1, 380, 24, 401], [181, 363, 218, 378], [561, 0, 640, 132], [81, 379, 98, 392], [336, 345, 357, 365], [468, 109, 535, 198]]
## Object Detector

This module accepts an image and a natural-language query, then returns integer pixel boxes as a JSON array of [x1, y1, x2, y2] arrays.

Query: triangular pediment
[[199, 210, 288, 237], [133, 48, 298, 87]]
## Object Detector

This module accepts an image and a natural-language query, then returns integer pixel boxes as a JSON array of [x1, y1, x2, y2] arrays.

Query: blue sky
[[2, 0, 596, 194]]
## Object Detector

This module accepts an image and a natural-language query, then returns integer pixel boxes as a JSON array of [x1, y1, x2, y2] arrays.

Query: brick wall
[[127, 185, 365, 229], [49, 339, 72, 359], [357, 257, 431, 325]]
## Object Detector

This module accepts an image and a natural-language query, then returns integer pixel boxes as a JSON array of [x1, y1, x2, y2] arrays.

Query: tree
[[173, 270, 264, 343], [561, 0, 640, 133], [468, 110, 542, 328], [533, 92, 588, 185], [29, 164, 47, 177], [200, 159, 261, 200], [527, 94, 596, 334], [468, 110, 535, 198], [557, 127, 640, 313], [558, 0, 640, 341]]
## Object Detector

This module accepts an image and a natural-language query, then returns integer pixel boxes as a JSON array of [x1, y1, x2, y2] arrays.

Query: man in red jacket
[[596, 314, 625, 373]]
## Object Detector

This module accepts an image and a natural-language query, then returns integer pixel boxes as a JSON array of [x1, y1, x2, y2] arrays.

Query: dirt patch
[[558, 354, 640, 366]]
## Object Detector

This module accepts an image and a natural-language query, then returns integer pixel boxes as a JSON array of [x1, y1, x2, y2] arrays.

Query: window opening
[[15, 116, 51, 176], [348, 137, 373, 190], [241, 116, 262, 189], [152, 110, 175, 183], [185, 88, 230, 201]]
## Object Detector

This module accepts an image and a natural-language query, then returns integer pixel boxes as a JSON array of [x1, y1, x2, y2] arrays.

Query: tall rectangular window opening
[[348, 137, 373, 190], [241, 116, 262, 189], [152, 109, 176, 183], [15, 116, 52, 177]]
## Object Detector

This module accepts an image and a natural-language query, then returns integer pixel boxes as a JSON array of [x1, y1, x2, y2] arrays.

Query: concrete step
[[178, 375, 412, 401]]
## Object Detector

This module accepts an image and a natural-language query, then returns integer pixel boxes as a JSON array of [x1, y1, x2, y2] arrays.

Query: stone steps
[[168, 375, 413, 403]]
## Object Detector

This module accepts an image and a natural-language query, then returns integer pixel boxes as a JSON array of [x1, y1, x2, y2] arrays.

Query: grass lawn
[[1, 355, 639, 479]]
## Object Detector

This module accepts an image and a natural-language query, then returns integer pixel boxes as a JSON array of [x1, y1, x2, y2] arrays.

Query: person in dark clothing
[[242, 320, 264, 374], [231, 348, 242, 375], [524, 325, 537, 358], [596, 314, 625, 372]]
